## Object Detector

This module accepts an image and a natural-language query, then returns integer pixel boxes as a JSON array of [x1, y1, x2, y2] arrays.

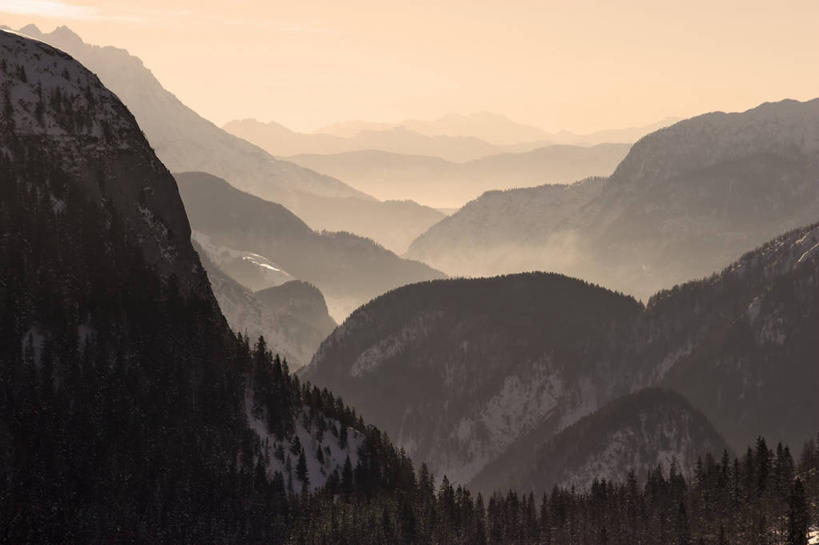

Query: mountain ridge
[[307, 216, 819, 487], [17, 24, 444, 253]]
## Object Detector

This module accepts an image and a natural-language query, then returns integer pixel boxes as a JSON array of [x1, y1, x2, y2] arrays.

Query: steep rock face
[[17, 25, 444, 253], [471, 389, 729, 494], [0, 30, 392, 541], [307, 220, 819, 487], [0, 28, 204, 293], [196, 245, 336, 369], [304, 273, 643, 483], [407, 99, 819, 300], [176, 171, 445, 320]]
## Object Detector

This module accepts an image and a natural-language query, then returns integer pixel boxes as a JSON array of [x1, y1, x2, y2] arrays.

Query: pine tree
[[296, 451, 309, 489], [787, 478, 809, 545]]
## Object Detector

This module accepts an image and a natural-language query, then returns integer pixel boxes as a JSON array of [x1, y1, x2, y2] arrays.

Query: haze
[[3, 0, 819, 133]]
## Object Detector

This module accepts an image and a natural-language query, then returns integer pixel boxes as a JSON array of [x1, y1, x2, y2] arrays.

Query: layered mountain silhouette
[[288, 144, 630, 209], [224, 118, 502, 162], [306, 219, 819, 487], [17, 24, 443, 253], [0, 28, 424, 541], [408, 98, 819, 301], [196, 245, 336, 369], [257, 112, 675, 154], [176, 171, 444, 320]]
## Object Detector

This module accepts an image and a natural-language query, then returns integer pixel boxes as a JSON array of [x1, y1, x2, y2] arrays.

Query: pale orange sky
[[2, 0, 818, 133]]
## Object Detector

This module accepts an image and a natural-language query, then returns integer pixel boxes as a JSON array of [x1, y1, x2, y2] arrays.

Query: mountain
[[408, 98, 819, 300], [471, 389, 729, 494], [306, 218, 819, 487], [401, 112, 552, 146], [17, 24, 442, 253], [315, 113, 678, 148], [544, 117, 681, 146], [4, 28, 817, 545], [224, 118, 504, 162], [303, 273, 644, 484], [409, 177, 606, 277], [0, 28, 442, 542], [288, 144, 630, 209], [196, 245, 335, 369], [176, 171, 445, 320]]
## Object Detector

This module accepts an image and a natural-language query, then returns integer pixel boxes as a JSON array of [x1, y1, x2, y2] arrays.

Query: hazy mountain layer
[[224, 118, 502, 162], [176, 171, 444, 320], [408, 98, 819, 300], [306, 219, 819, 486], [314, 113, 677, 148], [197, 245, 336, 369], [288, 144, 630, 208], [18, 25, 443, 253]]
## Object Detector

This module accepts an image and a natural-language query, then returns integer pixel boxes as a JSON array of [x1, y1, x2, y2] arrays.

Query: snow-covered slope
[[471, 389, 729, 493], [0, 27, 205, 293]]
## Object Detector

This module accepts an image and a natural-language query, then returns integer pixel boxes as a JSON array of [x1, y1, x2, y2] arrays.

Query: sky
[[2, 0, 818, 133]]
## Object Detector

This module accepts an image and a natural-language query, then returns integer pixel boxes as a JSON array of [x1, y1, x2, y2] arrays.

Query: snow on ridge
[[244, 389, 363, 492]]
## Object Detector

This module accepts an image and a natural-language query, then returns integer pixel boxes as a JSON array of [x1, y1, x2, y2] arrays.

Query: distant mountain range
[[4, 23, 816, 544], [408, 98, 819, 301], [287, 144, 630, 209], [176, 172, 444, 320], [224, 119, 502, 162], [17, 25, 443, 253], [316, 113, 679, 147], [306, 218, 819, 489], [230, 112, 676, 158]]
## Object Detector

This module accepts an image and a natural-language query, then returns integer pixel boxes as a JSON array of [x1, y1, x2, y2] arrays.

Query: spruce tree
[[787, 478, 809, 545]]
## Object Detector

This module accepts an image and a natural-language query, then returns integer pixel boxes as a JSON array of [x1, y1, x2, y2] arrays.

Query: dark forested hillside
[[472, 389, 730, 494], [304, 272, 644, 484], [0, 29, 427, 542], [308, 219, 819, 490]]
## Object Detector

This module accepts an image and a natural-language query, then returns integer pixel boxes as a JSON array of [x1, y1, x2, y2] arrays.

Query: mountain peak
[[50, 25, 83, 45], [17, 23, 41, 36]]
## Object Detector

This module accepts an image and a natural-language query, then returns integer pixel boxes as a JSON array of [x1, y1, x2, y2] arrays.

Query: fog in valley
[[2, 2, 818, 542]]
